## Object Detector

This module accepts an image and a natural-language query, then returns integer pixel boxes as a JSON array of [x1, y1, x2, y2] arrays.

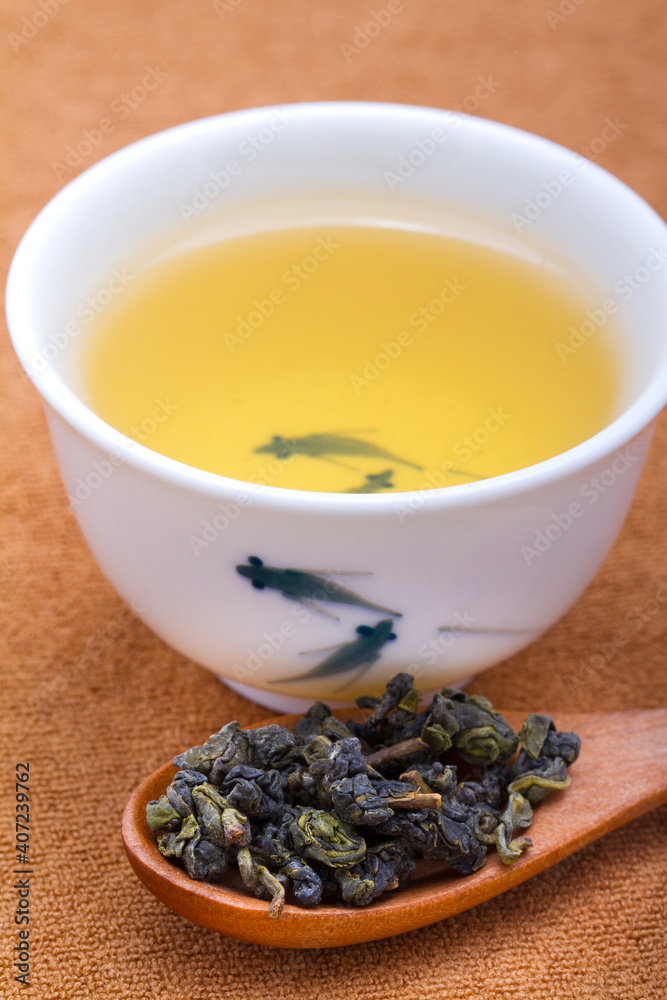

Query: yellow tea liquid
[[78, 224, 621, 493]]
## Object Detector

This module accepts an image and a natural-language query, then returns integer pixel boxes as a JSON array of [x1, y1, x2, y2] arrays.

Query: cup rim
[[6, 100, 667, 511]]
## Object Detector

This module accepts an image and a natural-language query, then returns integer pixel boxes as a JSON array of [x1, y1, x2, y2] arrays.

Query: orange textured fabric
[[1, 1, 666, 997]]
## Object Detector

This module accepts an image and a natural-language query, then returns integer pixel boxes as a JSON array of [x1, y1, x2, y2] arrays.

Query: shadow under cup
[[6, 102, 667, 711]]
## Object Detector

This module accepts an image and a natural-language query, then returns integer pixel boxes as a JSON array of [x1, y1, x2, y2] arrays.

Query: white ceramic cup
[[7, 102, 667, 711]]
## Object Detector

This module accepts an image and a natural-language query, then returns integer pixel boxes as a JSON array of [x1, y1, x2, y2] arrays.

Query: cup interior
[[7, 103, 667, 498]]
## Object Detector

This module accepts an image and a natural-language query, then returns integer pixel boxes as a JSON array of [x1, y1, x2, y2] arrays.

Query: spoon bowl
[[121, 707, 667, 948]]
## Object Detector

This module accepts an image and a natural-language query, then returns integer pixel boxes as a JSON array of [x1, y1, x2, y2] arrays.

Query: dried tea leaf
[[509, 761, 571, 805], [237, 847, 286, 918], [147, 672, 579, 916], [290, 807, 366, 867], [191, 783, 251, 847], [330, 773, 396, 825], [440, 690, 519, 765], [183, 838, 228, 881], [146, 795, 181, 833], [494, 791, 534, 864], [247, 725, 295, 769], [166, 769, 208, 817], [252, 835, 323, 907], [519, 714, 554, 760], [157, 832, 184, 858], [173, 721, 245, 776]]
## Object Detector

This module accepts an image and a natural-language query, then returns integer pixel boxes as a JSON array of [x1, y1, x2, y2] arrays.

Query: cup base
[[221, 676, 474, 713]]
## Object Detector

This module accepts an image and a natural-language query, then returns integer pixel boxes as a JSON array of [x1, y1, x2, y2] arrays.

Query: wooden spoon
[[121, 707, 667, 949]]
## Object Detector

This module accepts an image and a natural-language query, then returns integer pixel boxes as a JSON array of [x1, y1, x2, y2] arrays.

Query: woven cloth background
[[1, 1, 666, 997]]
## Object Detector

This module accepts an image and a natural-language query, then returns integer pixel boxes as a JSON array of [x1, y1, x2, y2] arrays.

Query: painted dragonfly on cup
[[343, 469, 395, 493], [255, 432, 486, 482], [254, 432, 423, 470], [275, 619, 398, 690], [236, 556, 402, 620]]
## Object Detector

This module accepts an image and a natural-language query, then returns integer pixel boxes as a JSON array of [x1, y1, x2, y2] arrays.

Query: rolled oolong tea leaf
[[220, 764, 284, 819], [334, 838, 418, 906], [246, 725, 296, 769], [146, 794, 181, 833], [375, 804, 487, 875], [158, 813, 201, 858], [157, 813, 200, 859], [420, 692, 461, 754], [172, 721, 245, 776], [508, 761, 571, 804], [251, 834, 323, 908], [307, 735, 381, 806], [191, 783, 252, 848], [518, 713, 582, 766], [425, 811, 488, 876], [330, 773, 400, 826], [333, 866, 376, 906], [279, 858, 323, 907], [351, 672, 417, 741], [144, 673, 580, 916], [290, 806, 367, 868], [166, 769, 209, 817], [157, 832, 184, 858], [183, 838, 229, 882], [294, 702, 355, 743], [237, 846, 287, 918], [518, 714, 554, 760], [494, 791, 534, 864], [440, 689, 519, 765], [511, 713, 582, 805]]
